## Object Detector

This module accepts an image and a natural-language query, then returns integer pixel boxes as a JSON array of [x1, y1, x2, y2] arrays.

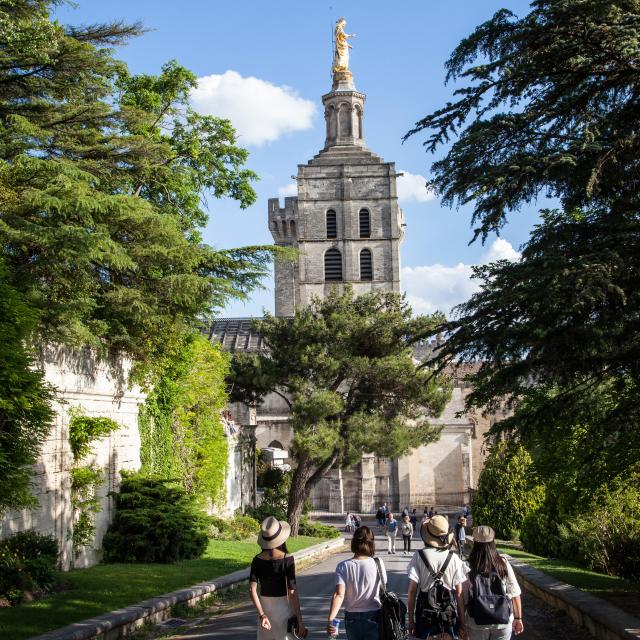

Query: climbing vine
[[67, 410, 120, 554], [138, 333, 230, 508]]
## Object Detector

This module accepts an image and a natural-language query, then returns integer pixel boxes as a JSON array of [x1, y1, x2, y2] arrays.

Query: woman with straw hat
[[249, 516, 307, 639], [465, 526, 524, 639], [406, 515, 468, 639]]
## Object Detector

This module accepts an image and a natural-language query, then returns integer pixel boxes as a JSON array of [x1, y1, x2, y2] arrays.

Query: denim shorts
[[344, 609, 381, 640]]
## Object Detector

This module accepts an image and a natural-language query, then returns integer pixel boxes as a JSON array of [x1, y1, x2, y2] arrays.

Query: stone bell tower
[[269, 28, 404, 316]]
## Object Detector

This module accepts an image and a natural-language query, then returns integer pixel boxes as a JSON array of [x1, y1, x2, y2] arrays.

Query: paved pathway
[[167, 532, 587, 640]]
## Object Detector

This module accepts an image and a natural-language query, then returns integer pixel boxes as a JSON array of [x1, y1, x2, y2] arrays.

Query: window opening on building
[[325, 248, 343, 281], [359, 209, 371, 238], [360, 248, 373, 280], [326, 210, 337, 238]]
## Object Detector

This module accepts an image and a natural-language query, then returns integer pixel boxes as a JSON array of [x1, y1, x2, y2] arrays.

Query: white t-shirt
[[465, 557, 521, 629], [407, 548, 466, 591], [336, 556, 387, 613]]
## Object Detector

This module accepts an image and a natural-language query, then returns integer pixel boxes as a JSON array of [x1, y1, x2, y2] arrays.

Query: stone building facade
[[211, 68, 494, 513], [269, 72, 403, 315]]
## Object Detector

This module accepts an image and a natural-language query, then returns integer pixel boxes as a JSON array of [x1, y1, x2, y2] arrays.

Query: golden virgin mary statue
[[332, 18, 355, 74]]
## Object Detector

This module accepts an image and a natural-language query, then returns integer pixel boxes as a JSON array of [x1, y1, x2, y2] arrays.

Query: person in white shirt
[[465, 526, 524, 639], [327, 526, 387, 640], [407, 515, 468, 639]]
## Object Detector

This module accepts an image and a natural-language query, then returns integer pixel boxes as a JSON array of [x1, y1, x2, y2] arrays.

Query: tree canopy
[[410, 0, 640, 571], [229, 288, 451, 533], [0, 0, 271, 369], [406, 0, 640, 240], [0, 0, 272, 511]]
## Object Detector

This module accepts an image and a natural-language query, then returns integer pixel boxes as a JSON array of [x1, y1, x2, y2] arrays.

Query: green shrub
[[102, 474, 208, 563], [521, 468, 640, 582], [298, 517, 340, 539], [0, 531, 59, 604], [208, 514, 261, 540], [472, 440, 544, 539]]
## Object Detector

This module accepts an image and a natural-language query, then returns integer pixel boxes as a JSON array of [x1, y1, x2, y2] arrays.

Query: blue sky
[[55, 0, 539, 318]]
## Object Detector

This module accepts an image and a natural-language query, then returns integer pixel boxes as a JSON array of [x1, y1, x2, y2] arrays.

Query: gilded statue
[[333, 17, 356, 73]]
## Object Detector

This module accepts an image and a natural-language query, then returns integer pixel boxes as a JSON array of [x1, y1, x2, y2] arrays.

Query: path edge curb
[[496, 547, 640, 640], [29, 537, 347, 640]]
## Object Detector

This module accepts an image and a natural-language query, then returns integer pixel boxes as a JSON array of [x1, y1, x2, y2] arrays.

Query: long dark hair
[[468, 540, 508, 579]]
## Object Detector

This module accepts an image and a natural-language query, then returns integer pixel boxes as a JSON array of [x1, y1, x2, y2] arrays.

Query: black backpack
[[373, 557, 408, 640], [469, 570, 511, 625], [416, 550, 458, 631]]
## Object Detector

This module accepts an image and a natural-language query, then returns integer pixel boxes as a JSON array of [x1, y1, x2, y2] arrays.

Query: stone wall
[[0, 346, 144, 570], [0, 347, 255, 569]]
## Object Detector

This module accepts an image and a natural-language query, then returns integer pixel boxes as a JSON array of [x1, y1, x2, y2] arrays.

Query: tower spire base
[[332, 70, 355, 91]]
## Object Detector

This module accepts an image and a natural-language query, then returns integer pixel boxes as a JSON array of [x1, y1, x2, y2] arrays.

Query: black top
[[249, 554, 296, 597]]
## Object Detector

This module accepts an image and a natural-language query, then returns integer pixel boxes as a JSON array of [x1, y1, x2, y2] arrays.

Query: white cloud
[[482, 237, 521, 262], [191, 71, 315, 146], [278, 182, 298, 197], [402, 238, 520, 317], [397, 170, 436, 203]]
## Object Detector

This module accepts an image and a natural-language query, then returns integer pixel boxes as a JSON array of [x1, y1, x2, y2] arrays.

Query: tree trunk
[[287, 457, 312, 535], [287, 450, 340, 535]]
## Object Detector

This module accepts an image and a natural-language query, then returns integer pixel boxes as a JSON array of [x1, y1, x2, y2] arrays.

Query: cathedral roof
[[206, 317, 266, 353]]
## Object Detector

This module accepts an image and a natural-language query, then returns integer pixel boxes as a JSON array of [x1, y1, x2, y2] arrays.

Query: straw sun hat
[[257, 516, 291, 550], [420, 514, 454, 548], [472, 525, 495, 543]]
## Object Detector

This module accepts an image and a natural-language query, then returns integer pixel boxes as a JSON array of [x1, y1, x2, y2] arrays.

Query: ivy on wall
[[67, 410, 120, 555], [138, 333, 230, 509]]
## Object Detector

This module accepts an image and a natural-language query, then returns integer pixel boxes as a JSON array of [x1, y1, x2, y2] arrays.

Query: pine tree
[[229, 289, 450, 534]]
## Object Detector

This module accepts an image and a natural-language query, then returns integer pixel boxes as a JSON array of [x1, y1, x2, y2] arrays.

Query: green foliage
[[247, 470, 292, 523], [411, 0, 640, 582], [68, 412, 120, 461], [407, 0, 640, 240], [0, 261, 55, 514], [102, 474, 208, 563], [138, 334, 229, 506], [0, 531, 59, 605], [69, 466, 104, 552], [208, 515, 260, 541], [298, 517, 340, 539], [0, 1, 271, 370], [230, 288, 451, 531], [522, 468, 640, 582], [472, 440, 544, 540]]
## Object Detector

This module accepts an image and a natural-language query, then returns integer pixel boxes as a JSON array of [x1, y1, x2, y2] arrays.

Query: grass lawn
[[0, 536, 326, 640], [497, 545, 640, 618]]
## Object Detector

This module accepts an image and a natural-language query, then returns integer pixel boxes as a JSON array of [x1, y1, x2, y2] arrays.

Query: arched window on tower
[[359, 209, 371, 238], [325, 248, 343, 281], [360, 248, 373, 281], [326, 210, 337, 238]]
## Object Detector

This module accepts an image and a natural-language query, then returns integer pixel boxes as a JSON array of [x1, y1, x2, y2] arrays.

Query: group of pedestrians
[[249, 513, 524, 640]]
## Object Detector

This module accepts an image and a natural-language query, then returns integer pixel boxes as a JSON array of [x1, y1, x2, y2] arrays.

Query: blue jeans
[[345, 609, 381, 640]]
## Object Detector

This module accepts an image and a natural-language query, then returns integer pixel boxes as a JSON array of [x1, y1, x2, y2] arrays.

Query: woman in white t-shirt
[[466, 526, 524, 639], [327, 526, 387, 640]]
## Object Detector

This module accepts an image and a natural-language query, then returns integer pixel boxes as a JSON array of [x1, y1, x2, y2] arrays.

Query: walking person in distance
[[384, 512, 399, 554], [455, 517, 467, 558], [465, 526, 524, 639], [249, 516, 307, 640], [401, 514, 414, 555], [407, 515, 468, 639], [327, 526, 387, 640]]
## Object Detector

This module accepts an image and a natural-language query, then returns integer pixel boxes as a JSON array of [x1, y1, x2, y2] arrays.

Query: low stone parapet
[[30, 537, 346, 640]]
